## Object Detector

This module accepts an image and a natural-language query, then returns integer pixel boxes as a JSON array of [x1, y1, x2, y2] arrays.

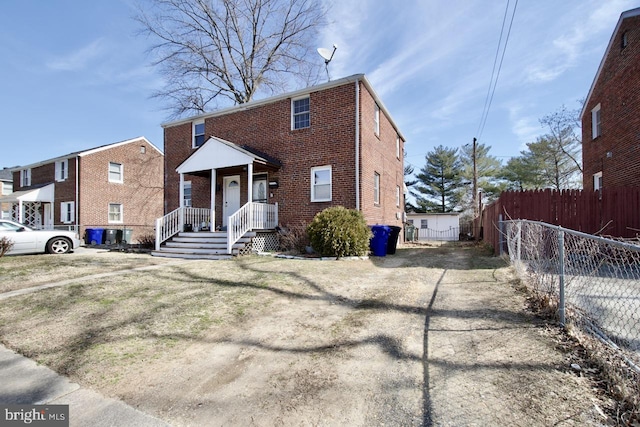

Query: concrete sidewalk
[[0, 345, 170, 427]]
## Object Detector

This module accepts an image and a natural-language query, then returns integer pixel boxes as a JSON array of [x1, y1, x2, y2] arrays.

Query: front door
[[223, 175, 240, 226]]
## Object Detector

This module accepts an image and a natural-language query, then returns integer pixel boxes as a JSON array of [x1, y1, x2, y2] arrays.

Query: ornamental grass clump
[[306, 206, 371, 258]]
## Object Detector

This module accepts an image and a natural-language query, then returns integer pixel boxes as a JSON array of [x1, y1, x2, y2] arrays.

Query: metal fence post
[[498, 214, 504, 256], [558, 229, 566, 326], [516, 221, 521, 262]]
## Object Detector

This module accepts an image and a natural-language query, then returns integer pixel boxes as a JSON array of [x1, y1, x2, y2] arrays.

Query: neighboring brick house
[[4, 137, 163, 243], [581, 7, 640, 190], [0, 168, 13, 219], [157, 74, 405, 255]]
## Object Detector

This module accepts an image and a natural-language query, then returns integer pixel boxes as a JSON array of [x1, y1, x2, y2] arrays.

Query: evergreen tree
[[412, 145, 462, 213]]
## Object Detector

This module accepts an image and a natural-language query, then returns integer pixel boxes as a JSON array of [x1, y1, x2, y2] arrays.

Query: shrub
[[306, 206, 371, 257], [277, 222, 310, 254], [0, 237, 14, 258]]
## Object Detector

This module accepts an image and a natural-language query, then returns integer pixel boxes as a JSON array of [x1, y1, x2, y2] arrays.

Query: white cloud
[[46, 38, 106, 71]]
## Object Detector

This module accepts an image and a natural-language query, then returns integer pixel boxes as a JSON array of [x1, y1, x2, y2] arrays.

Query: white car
[[0, 220, 81, 255]]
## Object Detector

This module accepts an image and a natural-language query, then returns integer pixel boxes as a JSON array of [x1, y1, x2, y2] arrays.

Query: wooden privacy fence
[[477, 187, 640, 255]]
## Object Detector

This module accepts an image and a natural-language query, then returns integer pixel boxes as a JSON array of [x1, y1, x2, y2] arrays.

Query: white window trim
[[374, 172, 380, 205], [55, 159, 69, 182], [183, 181, 192, 207], [291, 95, 311, 130], [593, 171, 603, 191], [192, 119, 205, 148], [420, 219, 428, 229], [310, 165, 332, 202], [374, 104, 380, 136], [108, 162, 123, 183], [396, 185, 401, 207], [60, 201, 74, 223], [21, 169, 31, 187], [396, 136, 400, 159], [591, 104, 601, 139], [108, 203, 123, 224]]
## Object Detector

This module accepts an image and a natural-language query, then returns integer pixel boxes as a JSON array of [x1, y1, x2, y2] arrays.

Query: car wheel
[[47, 237, 72, 254]]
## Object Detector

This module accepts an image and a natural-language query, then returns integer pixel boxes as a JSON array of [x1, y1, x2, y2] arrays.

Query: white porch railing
[[155, 207, 211, 251], [227, 202, 278, 254]]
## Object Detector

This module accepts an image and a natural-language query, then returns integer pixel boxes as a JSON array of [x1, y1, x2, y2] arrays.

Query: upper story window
[[621, 31, 628, 49], [396, 136, 401, 159], [591, 104, 601, 139], [55, 159, 69, 182], [374, 172, 380, 205], [20, 169, 31, 187], [108, 162, 123, 183], [396, 185, 401, 207], [374, 103, 380, 136], [311, 165, 331, 202], [2, 181, 11, 195], [193, 120, 205, 148], [292, 96, 310, 130]]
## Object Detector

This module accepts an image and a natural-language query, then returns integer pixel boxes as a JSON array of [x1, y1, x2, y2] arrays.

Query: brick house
[[581, 7, 640, 190], [0, 168, 13, 219], [156, 74, 406, 257], [3, 137, 163, 243]]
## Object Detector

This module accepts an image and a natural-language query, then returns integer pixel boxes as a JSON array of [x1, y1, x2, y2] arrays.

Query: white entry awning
[[176, 136, 280, 174], [0, 183, 54, 203]]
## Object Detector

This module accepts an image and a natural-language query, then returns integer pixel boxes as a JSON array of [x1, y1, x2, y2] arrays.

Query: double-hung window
[[292, 96, 310, 130], [193, 120, 205, 147], [55, 159, 68, 182], [374, 103, 380, 136], [311, 166, 331, 202], [374, 172, 380, 205], [420, 219, 428, 229], [593, 172, 603, 191], [21, 169, 31, 187], [396, 185, 401, 207], [183, 181, 192, 207], [591, 104, 601, 139], [108, 203, 123, 223], [109, 162, 123, 183], [60, 202, 74, 223]]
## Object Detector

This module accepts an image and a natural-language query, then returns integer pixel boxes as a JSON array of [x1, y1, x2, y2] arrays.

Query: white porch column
[[210, 169, 216, 229], [18, 200, 24, 223], [179, 173, 185, 208], [247, 163, 253, 203]]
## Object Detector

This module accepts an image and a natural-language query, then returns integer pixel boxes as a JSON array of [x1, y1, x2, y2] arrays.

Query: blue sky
[[1, 0, 639, 174]]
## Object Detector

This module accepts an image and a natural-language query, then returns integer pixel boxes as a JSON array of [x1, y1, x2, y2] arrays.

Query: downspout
[[75, 156, 79, 234], [355, 78, 360, 211]]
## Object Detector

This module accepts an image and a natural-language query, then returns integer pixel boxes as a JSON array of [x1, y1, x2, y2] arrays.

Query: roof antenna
[[317, 44, 337, 82]]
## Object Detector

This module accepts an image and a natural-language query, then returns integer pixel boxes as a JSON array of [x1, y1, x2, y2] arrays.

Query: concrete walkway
[[0, 345, 170, 426]]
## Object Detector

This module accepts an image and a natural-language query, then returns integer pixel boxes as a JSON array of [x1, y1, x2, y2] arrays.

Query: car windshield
[[0, 221, 33, 231]]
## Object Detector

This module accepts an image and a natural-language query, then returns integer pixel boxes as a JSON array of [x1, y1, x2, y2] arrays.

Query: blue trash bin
[[370, 225, 391, 256], [86, 228, 104, 245]]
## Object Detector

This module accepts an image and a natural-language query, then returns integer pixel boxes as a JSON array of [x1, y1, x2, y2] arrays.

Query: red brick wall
[[79, 139, 164, 242], [582, 14, 640, 190], [164, 80, 405, 229], [359, 82, 404, 228]]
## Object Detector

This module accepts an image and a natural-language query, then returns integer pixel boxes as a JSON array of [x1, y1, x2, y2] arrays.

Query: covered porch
[[0, 183, 55, 230], [155, 137, 280, 254]]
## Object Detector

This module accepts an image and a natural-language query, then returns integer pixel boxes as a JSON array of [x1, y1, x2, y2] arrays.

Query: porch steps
[[151, 231, 256, 260]]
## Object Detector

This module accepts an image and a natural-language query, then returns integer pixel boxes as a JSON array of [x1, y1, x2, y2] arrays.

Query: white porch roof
[[0, 183, 54, 203], [176, 136, 279, 174]]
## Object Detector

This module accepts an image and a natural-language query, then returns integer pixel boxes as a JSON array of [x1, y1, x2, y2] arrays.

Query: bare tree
[[136, 0, 327, 117], [539, 104, 583, 174]]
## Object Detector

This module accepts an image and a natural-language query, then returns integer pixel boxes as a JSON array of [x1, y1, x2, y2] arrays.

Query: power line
[[476, 0, 519, 142]]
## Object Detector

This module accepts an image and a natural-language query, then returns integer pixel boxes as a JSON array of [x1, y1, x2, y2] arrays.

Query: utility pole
[[472, 137, 478, 218]]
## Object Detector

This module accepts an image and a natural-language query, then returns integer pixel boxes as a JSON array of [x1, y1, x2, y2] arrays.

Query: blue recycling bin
[[86, 228, 104, 245], [370, 225, 391, 257]]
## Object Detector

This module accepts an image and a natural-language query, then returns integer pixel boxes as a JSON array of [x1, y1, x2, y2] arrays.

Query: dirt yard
[[0, 244, 612, 425]]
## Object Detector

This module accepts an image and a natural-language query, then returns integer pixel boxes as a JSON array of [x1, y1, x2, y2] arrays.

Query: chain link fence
[[502, 220, 639, 419]]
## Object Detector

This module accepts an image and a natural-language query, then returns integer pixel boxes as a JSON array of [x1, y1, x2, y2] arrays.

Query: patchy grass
[[0, 251, 175, 293]]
